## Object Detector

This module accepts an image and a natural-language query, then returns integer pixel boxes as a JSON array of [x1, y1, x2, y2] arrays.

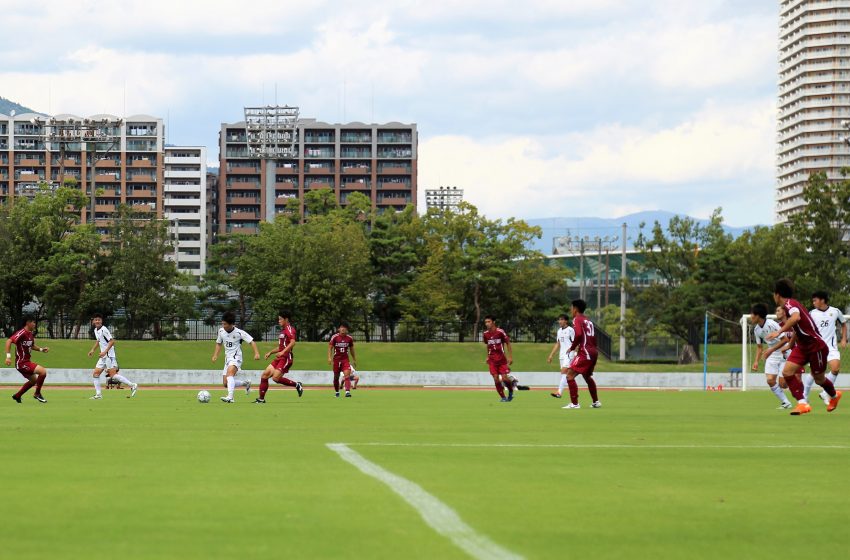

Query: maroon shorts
[[487, 359, 510, 377], [271, 354, 293, 374], [569, 352, 598, 376], [787, 345, 827, 376], [333, 358, 352, 375], [16, 361, 39, 376]]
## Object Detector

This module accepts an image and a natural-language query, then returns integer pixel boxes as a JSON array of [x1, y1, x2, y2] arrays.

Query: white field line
[[344, 442, 850, 450], [326, 443, 524, 560]]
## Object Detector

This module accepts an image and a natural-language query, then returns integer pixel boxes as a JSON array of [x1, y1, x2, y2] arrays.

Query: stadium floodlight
[[243, 105, 299, 159]]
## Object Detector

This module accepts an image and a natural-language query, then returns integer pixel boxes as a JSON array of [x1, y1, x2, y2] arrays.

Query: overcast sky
[[0, 0, 778, 225]]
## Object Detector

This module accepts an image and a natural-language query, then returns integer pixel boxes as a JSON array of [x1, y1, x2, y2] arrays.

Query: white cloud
[[418, 98, 777, 223]]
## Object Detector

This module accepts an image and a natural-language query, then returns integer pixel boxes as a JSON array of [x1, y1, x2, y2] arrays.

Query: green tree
[[304, 187, 339, 217], [106, 206, 195, 339]]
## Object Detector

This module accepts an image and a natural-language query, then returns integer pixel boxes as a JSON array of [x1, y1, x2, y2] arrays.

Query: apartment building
[[163, 146, 207, 276], [777, 0, 850, 221], [218, 115, 417, 234]]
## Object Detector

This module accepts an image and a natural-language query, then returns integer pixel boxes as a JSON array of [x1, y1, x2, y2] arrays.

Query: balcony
[[307, 181, 333, 190], [275, 164, 298, 174], [306, 165, 334, 174], [227, 180, 261, 189], [17, 173, 42, 181], [277, 180, 296, 189], [228, 225, 259, 235], [226, 196, 260, 205], [127, 189, 157, 198], [164, 156, 200, 164], [342, 165, 370, 174], [131, 158, 155, 167], [379, 166, 411, 174], [95, 204, 117, 212], [18, 158, 43, 166], [227, 165, 260, 174], [340, 134, 371, 143], [97, 188, 121, 197], [379, 197, 410, 205], [164, 170, 200, 179], [96, 173, 121, 182], [340, 149, 371, 158], [129, 174, 157, 182]]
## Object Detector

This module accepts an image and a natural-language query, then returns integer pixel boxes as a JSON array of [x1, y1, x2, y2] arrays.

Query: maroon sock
[[259, 378, 269, 399], [35, 373, 46, 395], [344, 376, 351, 391], [583, 374, 598, 402], [818, 378, 837, 398], [15, 380, 36, 399], [493, 378, 505, 397], [275, 377, 297, 387], [785, 374, 804, 400], [333, 373, 340, 392], [567, 378, 579, 405]]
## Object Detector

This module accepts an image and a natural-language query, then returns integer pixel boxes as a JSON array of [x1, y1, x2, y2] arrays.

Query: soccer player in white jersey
[[87, 313, 137, 399], [547, 313, 577, 398], [211, 311, 260, 403], [750, 304, 793, 409], [805, 291, 847, 406]]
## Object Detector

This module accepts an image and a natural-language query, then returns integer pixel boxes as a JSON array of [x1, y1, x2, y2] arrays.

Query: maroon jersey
[[570, 314, 598, 358], [329, 333, 354, 360], [10, 328, 35, 367], [278, 325, 297, 356], [483, 328, 510, 362], [783, 299, 827, 353]]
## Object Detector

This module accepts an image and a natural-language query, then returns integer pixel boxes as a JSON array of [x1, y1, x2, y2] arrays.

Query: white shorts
[[764, 357, 784, 376], [559, 353, 576, 370], [827, 348, 841, 363], [95, 356, 119, 371], [222, 358, 242, 375]]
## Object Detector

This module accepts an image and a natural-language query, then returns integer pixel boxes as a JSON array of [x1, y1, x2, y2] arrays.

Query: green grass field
[[8, 340, 769, 373], [2, 388, 847, 559]]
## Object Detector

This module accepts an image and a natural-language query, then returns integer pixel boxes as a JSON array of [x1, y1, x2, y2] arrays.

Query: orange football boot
[[790, 402, 812, 416], [827, 390, 842, 413]]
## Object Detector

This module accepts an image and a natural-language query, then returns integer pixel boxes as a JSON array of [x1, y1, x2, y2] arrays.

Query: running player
[[765, 279, 841, 415], [750, 304, 792, 409], [482, 315, 514, 402], [87, 313, 138, 399], [4, 316, 49, 403], [255, 310, 303, 404], [211, 311, 259, 403], [328, 322, 357, 398], [562, 299, 601, 409], [805, 291, 847, 407], [547, 313, 576, 398]]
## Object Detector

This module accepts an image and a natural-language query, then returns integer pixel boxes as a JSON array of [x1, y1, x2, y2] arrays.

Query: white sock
[[826, 371, 837, 383], [558, 375, 568, 394], [770, 383, 789, 404], [232, 379, 246, 388], [802, 373, 815, 399], [113, 374, 134, 386], [227, 376, 235, 399], [93, 376, 102, 396]]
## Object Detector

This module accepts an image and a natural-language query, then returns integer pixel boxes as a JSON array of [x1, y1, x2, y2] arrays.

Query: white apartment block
[[777, 0, 850, 222], [163, 146, 207, 276]]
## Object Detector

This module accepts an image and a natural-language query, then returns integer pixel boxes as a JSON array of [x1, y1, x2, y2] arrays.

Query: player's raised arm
[[767, 311, 800, 340]]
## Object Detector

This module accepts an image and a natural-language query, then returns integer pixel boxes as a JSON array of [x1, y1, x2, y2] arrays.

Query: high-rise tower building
[[777, 0, 850, 222]]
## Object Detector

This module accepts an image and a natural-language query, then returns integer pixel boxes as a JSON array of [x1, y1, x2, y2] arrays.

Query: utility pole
[[596, 239, 603, 319], [619, 222, 627, 361], [579, 238, 585, 301]]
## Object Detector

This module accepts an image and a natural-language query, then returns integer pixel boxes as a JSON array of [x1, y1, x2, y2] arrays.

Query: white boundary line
[[326, 443, 524, 560], [344, 442, 850, 450]]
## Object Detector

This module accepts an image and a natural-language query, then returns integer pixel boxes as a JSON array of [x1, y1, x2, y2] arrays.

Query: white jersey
[[753, 319, 784, 361], [94, 326, 116, 359], [216, 327, 254, 363], [810, 306, 846, 351], [557, 326, 576, 360]]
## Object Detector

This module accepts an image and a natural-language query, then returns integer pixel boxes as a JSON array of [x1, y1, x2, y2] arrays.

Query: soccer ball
[[197, 390, 211, 403]]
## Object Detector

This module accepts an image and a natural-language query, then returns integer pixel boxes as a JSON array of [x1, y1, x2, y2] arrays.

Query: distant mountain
[[525, 211, 762, 254], [0, 96, 42, 116]]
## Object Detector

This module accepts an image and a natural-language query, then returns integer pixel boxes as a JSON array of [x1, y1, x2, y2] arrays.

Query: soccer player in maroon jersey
[[766, 279, 841, 415], [482, 315, 514, 402], [562, 299, 601, 409], [255, 310, 303, 404], [328, 322, 357, 398], [4, 316, 50, 403]]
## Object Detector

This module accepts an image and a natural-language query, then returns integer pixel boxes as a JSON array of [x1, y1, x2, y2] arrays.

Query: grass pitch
[[1, 387, 847, 559]]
